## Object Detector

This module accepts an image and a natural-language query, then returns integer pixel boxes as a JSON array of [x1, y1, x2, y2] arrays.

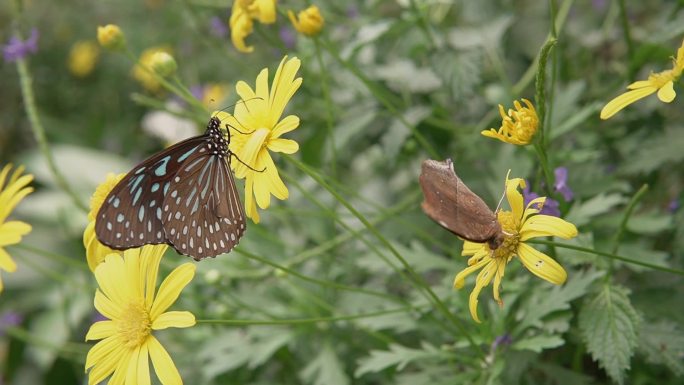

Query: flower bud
[[288, 5, 324, 37], [149, 51, 177, 77], [97, 24, 125, 51]]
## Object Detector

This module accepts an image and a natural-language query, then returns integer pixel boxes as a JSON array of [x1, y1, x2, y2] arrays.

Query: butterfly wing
[[419, 159, 502, 243], [95, 136, 206, 249], [161, 147, 246, 260]]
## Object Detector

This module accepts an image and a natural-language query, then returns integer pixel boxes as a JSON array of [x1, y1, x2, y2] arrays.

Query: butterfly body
[[419, 159, 504, 250], [95, 117, 246, 260]]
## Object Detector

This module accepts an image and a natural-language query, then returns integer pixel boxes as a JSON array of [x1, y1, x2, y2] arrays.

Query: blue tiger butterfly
[[95, 116, 246, 260]]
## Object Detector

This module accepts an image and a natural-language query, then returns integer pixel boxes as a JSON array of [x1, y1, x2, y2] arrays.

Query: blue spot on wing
[[178, 145, 200, 162], [151, 183, 160, 192], [154, 156, 172, 176]]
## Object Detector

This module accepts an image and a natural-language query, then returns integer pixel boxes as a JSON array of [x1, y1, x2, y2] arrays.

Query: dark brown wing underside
[[419, 159, 502, 243]]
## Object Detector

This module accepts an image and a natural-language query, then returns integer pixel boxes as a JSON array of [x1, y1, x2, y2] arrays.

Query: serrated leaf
[[512, 334, 565, 353], [566, 193, 627, 227], [355, 342, 441, 377], [620, 127, 684, 174], [579, 284, 642, 385], [638, 320, 684, 376], [201, 328, 293, 379], [300, 344, 350, 385], [515, 269, 602, 334], [617, 242, 670, 272]]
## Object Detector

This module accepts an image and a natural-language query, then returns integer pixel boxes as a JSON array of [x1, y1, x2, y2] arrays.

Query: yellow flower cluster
[[229, 0, 277, 53]]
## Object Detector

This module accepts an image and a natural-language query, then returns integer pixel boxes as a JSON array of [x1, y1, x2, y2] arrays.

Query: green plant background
[[2, 0, 684, 384]]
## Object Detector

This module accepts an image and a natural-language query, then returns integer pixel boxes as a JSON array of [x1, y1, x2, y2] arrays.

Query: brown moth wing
[[419, 159, 503, 248]]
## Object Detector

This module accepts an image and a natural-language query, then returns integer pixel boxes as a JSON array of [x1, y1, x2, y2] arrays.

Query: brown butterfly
[[419, 159, 504, 250]]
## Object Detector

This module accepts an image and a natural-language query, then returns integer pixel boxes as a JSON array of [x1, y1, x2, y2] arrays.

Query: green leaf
[[355, 342, 442, 377], [566, 193, 627, 227], [626, 211, 673, 235], [300, 344, 350, 385], [515, 269, 603, 334], [579, 284, 642, 385], [511, 335, 565, 353], [620, 127, 684, 174], [638, 320, 684, 376]]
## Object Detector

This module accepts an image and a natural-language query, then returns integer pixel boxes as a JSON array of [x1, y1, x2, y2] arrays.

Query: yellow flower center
[[490, 210, 520, 260], [118, 300, 151, 349]]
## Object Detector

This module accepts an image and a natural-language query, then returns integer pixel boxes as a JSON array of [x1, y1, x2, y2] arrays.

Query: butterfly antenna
[[494, 186, 506, 213], [229, 152, 266, 172], [211, 96, 264, 118], [224, 116, 254, 135]]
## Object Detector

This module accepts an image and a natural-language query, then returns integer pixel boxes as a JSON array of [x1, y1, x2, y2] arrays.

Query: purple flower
[[346, 5, 359, 19], [0, 311, 23, 336], [523, 182, 561, 217], [492, 334, 512, 350], [668, 198, 680, 213], [210, 16, 228, 39], [3, 28, 39, 62], [553, 167, 573, 201], [279, 26, 296, 49]]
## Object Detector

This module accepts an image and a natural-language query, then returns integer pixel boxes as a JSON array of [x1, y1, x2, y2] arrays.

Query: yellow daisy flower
[[454, 172, 577, 323], [84, 173, 125, 271], [0, 164, 34, 293], [229, 0, 277, 53], [601, 39, 684, 119], [288, 5, 325, 37], [215, 55, 302, 223], [68, 40, 100, 78], [131, 46, 173, 93], [85, 245, 196, 385], [481, 98, 538, 145]]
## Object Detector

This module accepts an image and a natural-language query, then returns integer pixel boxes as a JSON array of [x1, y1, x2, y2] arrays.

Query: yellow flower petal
[[85, 320, 117, 340], [505, 176, 524, 218], [126, 343, 151, 385], [0, 221, 31, 246], [234, 128, 268, 178], [107, 349, 132, 385], [657, 80, 676, 102], [469, 260, 499, 323], [491, 258, 507, 305], [93, 290, 120, 321], [0, 248, 18, 273], [141, 244, 167, 309], [86, 335, 123, 370], [84, 221, 120, 272], [271, 115, 300, 138], [150, 263, 196, 320], [600, 86, 657, 119], [520, 214, 578, 241], [461, 240, 486, 257], [152, 311, 196, 330], [148, 336, 183, 385], [453, 257, 491, 289], [517, 243, 567, 284], [267, 138, 299, 154], [94, 254, 128, 307]]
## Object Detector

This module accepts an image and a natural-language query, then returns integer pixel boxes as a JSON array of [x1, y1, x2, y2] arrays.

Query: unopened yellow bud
[[288, 5, 324, 37], [97, 24, 126, 51]]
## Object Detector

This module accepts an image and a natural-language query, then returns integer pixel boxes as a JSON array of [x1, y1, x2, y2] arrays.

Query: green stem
[[15, 58, 88, 212], [197, 304, 427, 326], [314, 38, 338, 178], [535, 37, 557, 148], [528, 238, 684, 276], [318, 39, 439, 159], [611, 184, 648, 255], [533, 142, 555, 198], [5, 327, 88, 362], [616, 0, 634, 78], [235, 248, 404, 303], [15, 243, 89, 271], [287, 155, 485, 359]]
